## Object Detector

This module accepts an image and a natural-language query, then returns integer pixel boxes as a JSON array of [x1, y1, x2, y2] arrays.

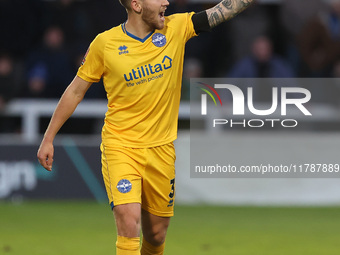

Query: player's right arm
[[37, 75, 92, 171]]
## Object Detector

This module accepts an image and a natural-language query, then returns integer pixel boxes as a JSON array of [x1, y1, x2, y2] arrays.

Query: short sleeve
[[77, 34, 105, 83], [168, 12, 198, 43], [184, 12, 198, 42]]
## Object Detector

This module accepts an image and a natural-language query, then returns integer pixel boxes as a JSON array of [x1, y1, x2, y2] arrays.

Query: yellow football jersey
[[77, 13, 197, 147]]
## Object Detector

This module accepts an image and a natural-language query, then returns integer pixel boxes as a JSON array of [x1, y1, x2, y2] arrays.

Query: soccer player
[[37, 0, 254, 254]]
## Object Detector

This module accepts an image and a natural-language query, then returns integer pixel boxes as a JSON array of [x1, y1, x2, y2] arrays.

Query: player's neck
[[125, 16, 154, 39]]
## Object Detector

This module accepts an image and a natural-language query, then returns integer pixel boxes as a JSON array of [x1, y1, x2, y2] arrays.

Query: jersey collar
[[121, 23, 154, 43]]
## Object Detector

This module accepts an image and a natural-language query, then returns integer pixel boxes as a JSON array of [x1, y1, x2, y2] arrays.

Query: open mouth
[[159, 11, 165, 21]]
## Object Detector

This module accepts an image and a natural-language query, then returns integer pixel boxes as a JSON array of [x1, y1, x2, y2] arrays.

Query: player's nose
[[163, 0, 169, 7]]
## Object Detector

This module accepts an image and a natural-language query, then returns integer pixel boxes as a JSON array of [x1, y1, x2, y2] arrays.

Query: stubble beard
[[141, 4, 164, 30]]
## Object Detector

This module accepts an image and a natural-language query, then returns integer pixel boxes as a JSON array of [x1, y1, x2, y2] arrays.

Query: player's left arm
[[206, 0, 254, 28], [192, 0, 254, 34]]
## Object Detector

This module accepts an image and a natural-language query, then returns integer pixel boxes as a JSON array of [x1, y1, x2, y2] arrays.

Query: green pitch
[[1, 201, 340, 255]]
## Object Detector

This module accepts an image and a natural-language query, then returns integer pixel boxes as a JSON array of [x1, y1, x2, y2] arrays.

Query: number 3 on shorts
[[168, 178, 175, 207]]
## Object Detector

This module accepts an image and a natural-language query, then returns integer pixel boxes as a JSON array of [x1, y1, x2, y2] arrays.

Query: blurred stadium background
[[1, 0, 340, 254]]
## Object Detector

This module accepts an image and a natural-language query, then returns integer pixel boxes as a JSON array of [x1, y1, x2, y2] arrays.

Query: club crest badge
[[116, 179, 132, 193], [152, 33, 166, 47]]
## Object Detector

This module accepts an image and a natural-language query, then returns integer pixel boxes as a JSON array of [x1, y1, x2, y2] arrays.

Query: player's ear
[[131, 0, 142, 13]]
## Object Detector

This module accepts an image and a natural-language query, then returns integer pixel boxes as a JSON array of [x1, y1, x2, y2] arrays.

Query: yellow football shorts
[[100, 142, 176, 217]]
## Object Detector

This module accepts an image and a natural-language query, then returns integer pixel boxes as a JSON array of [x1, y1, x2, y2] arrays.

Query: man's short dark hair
[[119, 0, 131, 10]]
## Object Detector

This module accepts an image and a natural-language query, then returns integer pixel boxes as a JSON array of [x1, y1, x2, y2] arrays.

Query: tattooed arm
[[206, 0, 254, 28]]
